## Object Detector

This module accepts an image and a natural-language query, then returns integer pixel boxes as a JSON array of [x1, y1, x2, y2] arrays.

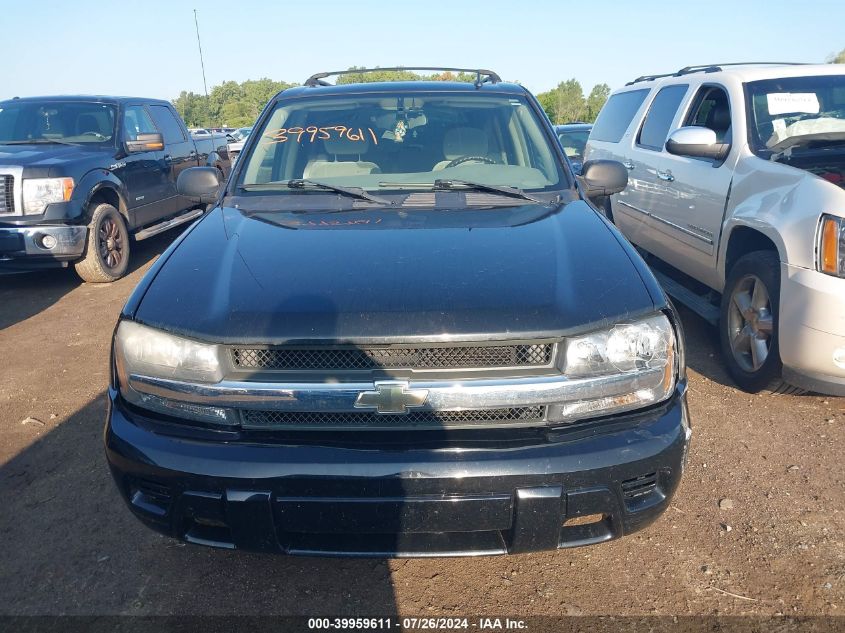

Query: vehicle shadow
[[672, 304, 738, 390], [0, 229, 181, 332], [0, 392, 400, 616]]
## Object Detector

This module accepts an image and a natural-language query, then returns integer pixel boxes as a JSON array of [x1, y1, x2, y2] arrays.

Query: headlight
[[553, 313, 677, 421], [818, 214, 845, 278], [22, 177, 74, 215], [114, 321, 233, 424]]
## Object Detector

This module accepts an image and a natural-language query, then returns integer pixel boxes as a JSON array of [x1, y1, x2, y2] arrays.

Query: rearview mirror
[[579, 160, 628, 198], [125, 132, 164, 153], [665, 126, 730, 161], [177, 167, 220, 204]]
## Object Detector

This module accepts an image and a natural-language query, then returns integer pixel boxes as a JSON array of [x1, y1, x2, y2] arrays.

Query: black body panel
[[132, 200, 657, 343]]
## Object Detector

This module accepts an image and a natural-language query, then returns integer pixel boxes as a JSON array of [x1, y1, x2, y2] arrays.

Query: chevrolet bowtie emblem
[[354, 381, 429, 414]]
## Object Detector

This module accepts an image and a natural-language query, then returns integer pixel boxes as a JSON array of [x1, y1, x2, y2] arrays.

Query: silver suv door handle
[[657, 169, 674, 182], [622, 160, 635, 170]]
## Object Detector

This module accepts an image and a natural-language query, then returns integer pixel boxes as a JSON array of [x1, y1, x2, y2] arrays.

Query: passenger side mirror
[[125, 132, 164, 153], [665, 126, 730, 161], [579, 160, 628, 199], [177, 167, 220, 204]]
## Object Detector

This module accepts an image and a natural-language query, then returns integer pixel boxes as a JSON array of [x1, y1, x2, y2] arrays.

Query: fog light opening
[[39, 234, 58, 250]]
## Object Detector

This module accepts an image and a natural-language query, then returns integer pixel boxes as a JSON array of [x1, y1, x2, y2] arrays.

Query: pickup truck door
[[120, 104, 170, 229], [147, 104, 197, 215], [613, 83, 690, 259], [646, 84, 739, 283]]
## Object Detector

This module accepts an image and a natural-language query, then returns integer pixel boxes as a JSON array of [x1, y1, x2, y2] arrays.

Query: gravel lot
[[0, 232, 842, 618]]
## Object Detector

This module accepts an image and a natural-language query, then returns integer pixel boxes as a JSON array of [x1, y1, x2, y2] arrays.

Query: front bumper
[[779, 264, 845, 396], [105, 384, 691, 557], [0, 224, 87, 269]]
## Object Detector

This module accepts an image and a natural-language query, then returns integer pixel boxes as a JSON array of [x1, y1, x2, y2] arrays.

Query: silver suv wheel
[[727, 273, 774, 372]]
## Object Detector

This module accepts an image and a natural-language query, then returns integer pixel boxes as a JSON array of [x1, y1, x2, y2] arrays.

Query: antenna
[[193, 9, 210, 116]]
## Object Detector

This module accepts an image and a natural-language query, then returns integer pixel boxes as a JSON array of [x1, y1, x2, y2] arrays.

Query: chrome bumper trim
[[127, 369, 667, 413], [0, 225, 87, 257]]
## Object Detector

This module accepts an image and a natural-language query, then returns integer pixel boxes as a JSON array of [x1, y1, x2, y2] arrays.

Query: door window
[[123, 105, 157, 140], [684, 86, 732, 143], [148, 105, 186, 144], [637, 85, 689, 150], [590, 89, 649, 142]]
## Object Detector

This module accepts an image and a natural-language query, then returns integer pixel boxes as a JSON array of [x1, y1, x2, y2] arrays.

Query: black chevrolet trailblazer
[[105, 68, 691, 557]]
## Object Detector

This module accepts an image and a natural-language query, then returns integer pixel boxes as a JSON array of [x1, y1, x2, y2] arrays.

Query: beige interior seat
[[303, 135, 380, 179], [433, 127, 490, 170]]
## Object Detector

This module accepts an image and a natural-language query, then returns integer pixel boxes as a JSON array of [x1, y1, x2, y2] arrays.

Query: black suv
[[105, 68, 691, 556]]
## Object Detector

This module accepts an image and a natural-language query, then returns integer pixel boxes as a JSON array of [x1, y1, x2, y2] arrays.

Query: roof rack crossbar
[[304, 67, 502, 88], [626, 62, 810, 85]]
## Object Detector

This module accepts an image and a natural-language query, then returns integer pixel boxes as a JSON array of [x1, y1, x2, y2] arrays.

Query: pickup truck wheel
[[719, 251, 804, 395], [74, 203, 131, 283]]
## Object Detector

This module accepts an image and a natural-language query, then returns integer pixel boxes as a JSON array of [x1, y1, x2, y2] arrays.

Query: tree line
[[173, 50, 845, 128], [172, 68, 612, 128]]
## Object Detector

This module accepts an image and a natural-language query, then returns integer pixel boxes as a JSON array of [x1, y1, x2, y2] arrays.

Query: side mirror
[[665, 126, 730, 161], [177, 167, 220, 204], [125, 132, 164, 153], [579, 159, 628, 198]]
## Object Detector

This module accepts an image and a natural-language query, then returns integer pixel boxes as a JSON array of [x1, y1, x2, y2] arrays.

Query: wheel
[[719, 251, 804, 394], [74, 203, 131, 283]]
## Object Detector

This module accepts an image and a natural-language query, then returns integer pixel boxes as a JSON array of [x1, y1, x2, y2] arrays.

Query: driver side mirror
[[578, 159, 628, 199], [177, 167, 220, 204], [125, 132, 164, 153], [665, 126, 730, 161]]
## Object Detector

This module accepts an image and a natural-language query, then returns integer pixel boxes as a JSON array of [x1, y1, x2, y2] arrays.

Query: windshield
[[556, 129, 589, 160], [238, 91, 566, 192], [233, 127, 252, 141], [746, 75, 845, 154], [0, 101, 116, 145]]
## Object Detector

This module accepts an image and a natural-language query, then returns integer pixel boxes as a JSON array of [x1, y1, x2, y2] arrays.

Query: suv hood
[[133, 200, 657, 343]]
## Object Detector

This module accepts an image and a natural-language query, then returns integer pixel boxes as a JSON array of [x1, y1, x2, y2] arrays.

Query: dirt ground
[[0, 232, 842, 618]]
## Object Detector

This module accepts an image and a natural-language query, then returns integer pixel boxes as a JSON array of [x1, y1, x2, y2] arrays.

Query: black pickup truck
[[106, 68, 691, 557], [0, 96, 230, 282]]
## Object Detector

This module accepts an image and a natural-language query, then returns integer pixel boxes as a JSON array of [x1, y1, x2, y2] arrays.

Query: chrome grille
[[232, 344, 554, 371], [241, 406, 546, 429], [0, 175, 13, 213]]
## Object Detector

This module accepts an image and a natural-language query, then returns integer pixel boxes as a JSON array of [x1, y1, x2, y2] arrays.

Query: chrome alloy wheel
[[727, 274, 774, 372]]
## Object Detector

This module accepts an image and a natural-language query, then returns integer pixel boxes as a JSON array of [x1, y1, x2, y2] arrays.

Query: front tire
[[719, 251, 803, 394], [74, 203, 130, 283]]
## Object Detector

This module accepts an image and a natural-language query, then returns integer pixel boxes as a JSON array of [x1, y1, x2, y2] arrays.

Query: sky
[[0, 0, 842, 102]]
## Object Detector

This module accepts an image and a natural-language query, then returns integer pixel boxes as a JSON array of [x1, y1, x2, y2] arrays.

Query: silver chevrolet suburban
[[586, 63, 845, 396]]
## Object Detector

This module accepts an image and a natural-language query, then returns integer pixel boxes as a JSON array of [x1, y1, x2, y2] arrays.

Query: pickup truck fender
[[717, 155, 843, 284], [77, 169, 130, 222]]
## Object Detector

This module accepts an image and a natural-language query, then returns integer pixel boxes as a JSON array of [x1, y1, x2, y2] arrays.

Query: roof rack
[[625, 62, 809, 85], [304, 67, 502, 88]]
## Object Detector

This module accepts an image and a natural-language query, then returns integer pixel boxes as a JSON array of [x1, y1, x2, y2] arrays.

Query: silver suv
[[586, 63, 845, 396]]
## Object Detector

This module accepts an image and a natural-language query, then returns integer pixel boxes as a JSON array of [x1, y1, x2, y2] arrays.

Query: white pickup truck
[[586, 63, 845, 396]]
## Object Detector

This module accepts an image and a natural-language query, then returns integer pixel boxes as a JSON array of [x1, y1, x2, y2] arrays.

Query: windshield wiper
[[379, 179, 547, 204], [434, 179, 547, 204], [241, 179, 394, 205], [1, 138, 81, 146]]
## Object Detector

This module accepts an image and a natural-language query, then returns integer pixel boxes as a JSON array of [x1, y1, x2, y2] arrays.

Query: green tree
[[585, 83, 611, 122], [536, 79, 585, 125], [172, 78, 295, 128], [336, 67, 479, 84], [829, 47, 845, 64]]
